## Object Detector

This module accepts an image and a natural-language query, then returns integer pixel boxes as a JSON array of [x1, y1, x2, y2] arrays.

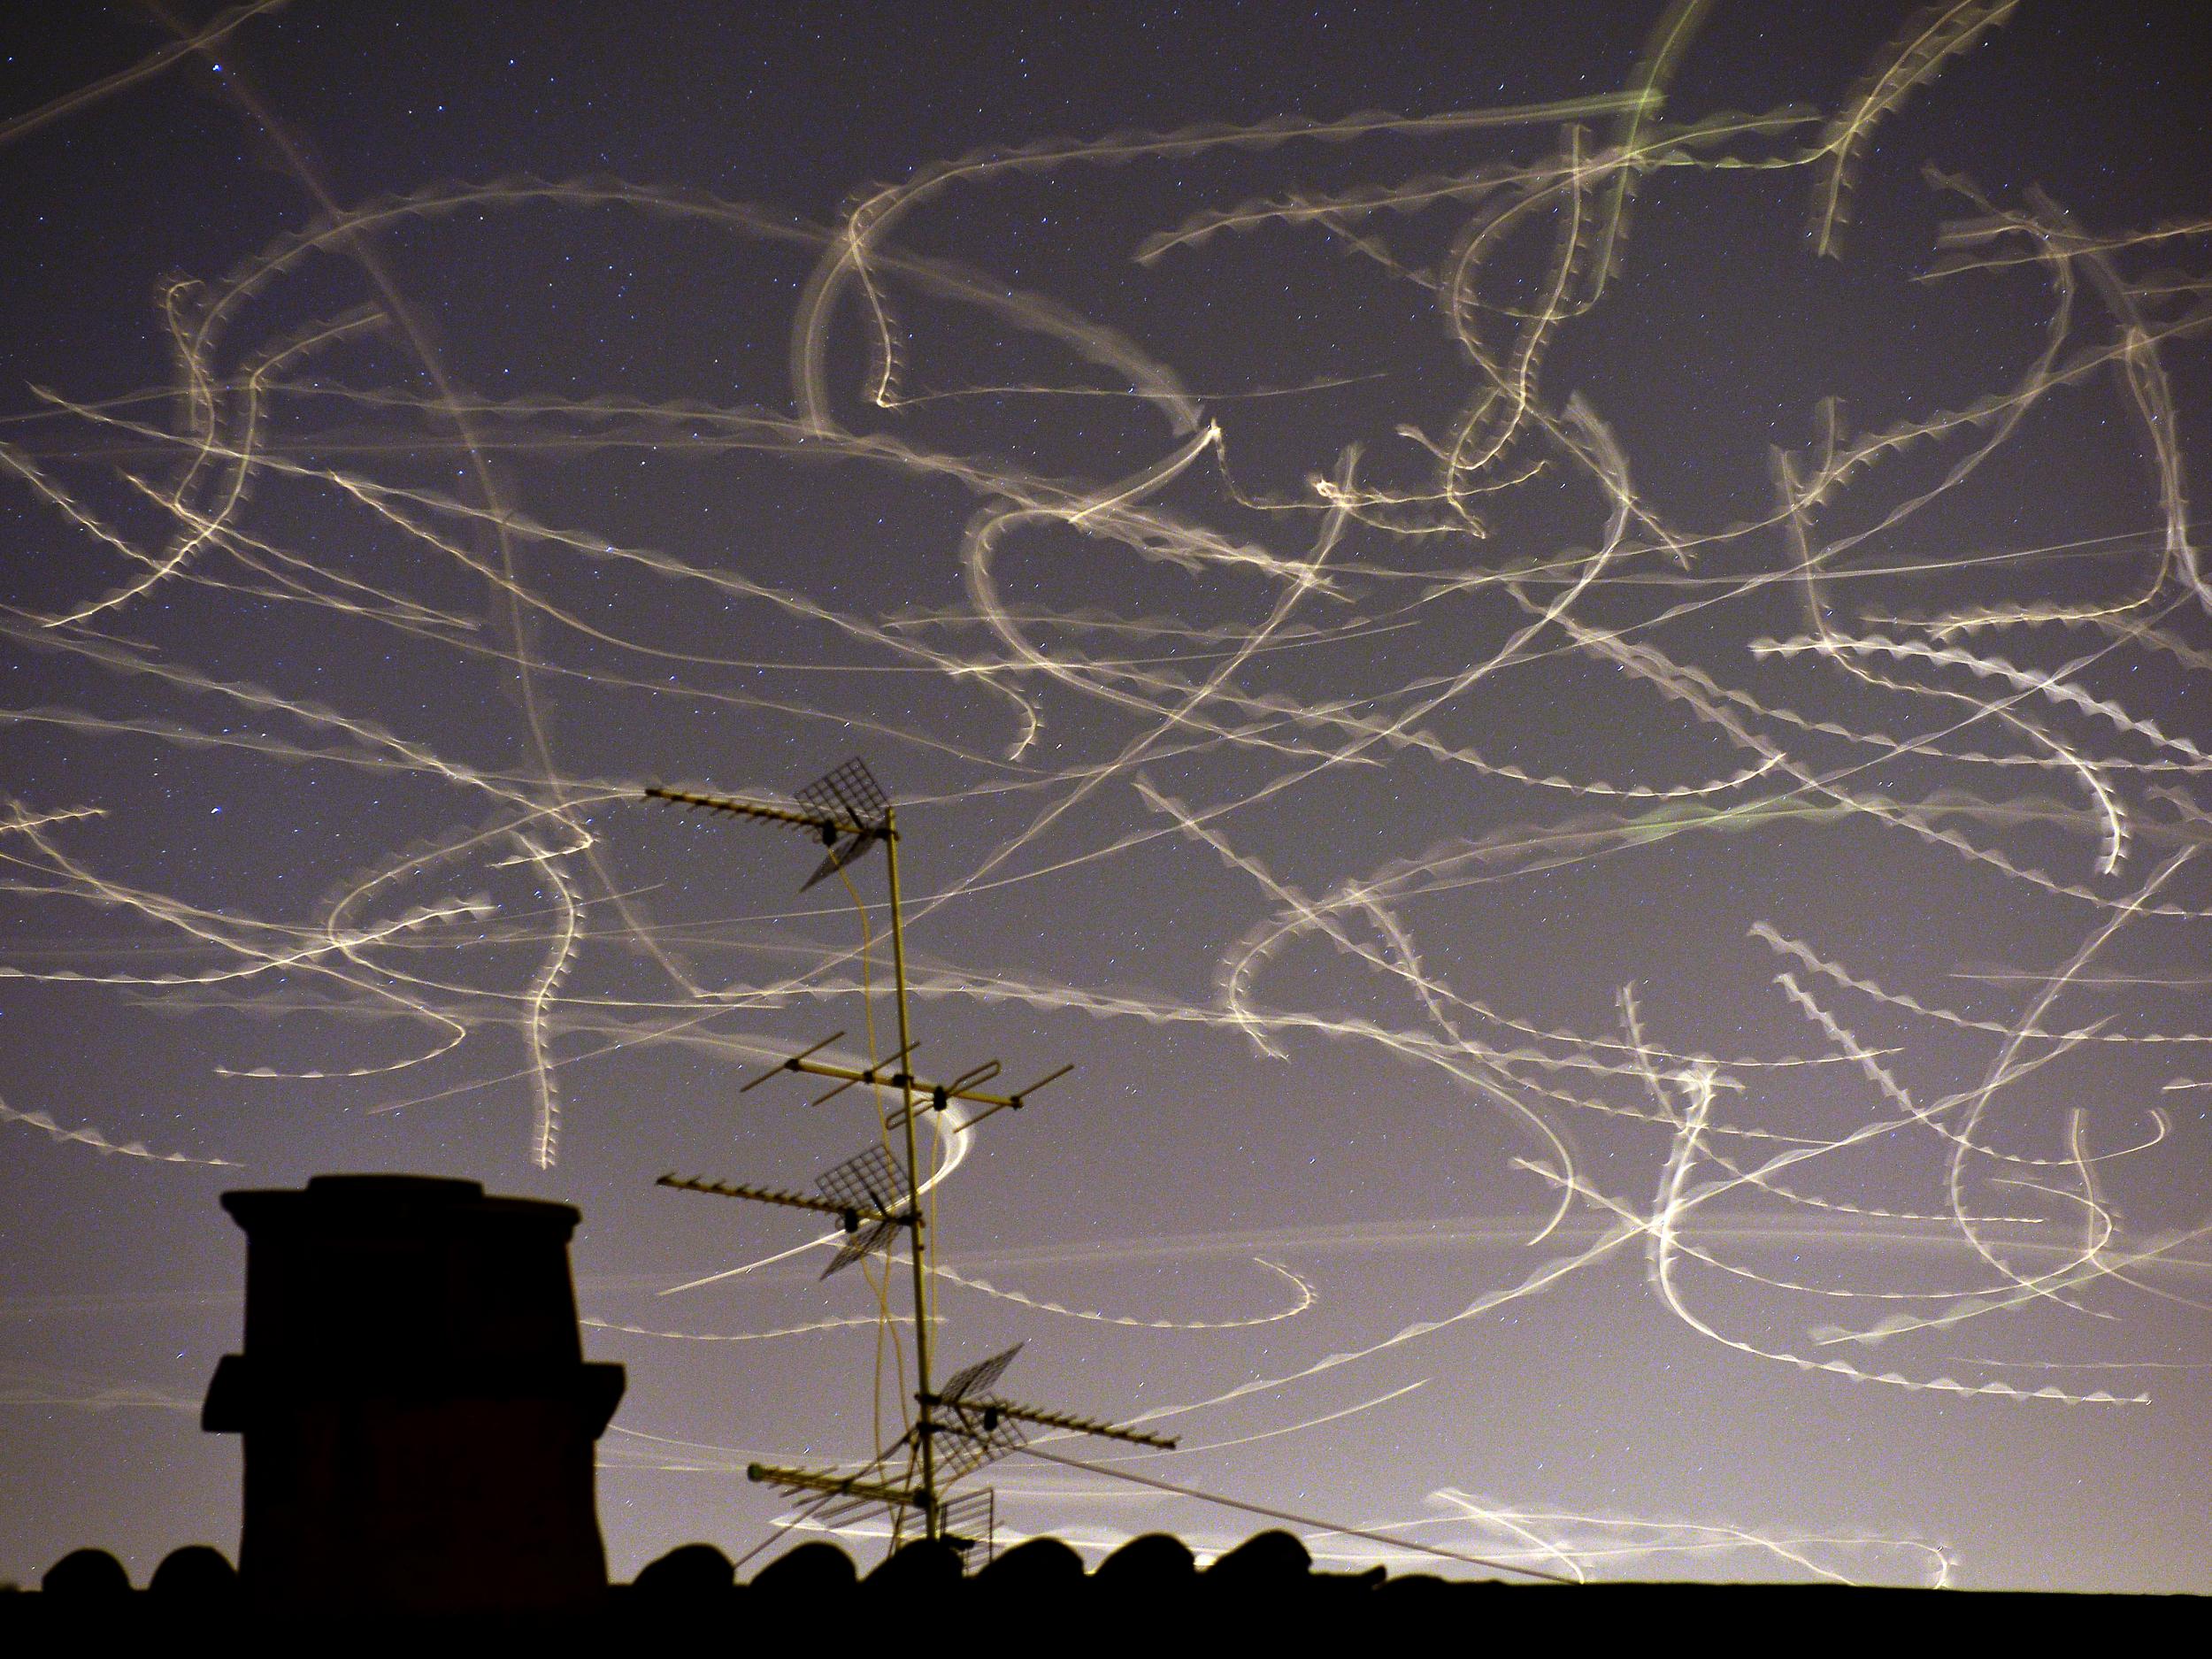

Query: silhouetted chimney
[[203, 1175, 625, 1613]]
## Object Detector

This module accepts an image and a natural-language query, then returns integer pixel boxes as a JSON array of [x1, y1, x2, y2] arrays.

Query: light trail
[[4, 5, 2208, 1588]]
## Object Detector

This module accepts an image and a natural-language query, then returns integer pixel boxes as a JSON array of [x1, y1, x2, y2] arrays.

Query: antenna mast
[[644, 757, 1166, 1558]]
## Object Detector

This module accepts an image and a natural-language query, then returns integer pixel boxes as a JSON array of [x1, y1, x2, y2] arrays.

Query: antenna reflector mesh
[[940, 1342, 1024, 1404], [815, 1144, 905, 1279], [940, 1489, 996, 1567], [821, 1216, 899, 1279], [816, 1143, 902, 1213], [796, 757, 889, 830], [935, 1409, 1025, 1481]]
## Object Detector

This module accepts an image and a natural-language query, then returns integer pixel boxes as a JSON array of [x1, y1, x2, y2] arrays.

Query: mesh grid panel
[[796, 757, 888, 828], [815, 1144, 902, 1212], [820, 1215, 900, 1279], [940, 1342, 1024, 1403], [933, 1407, 1025, 1481], [941, 1489, 996, 1566]]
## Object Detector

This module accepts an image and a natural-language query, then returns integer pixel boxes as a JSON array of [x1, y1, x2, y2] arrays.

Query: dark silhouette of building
[[147, 1545, 239, 1608], [4, 1178, 2182, 1647], [1093, 1530, 1197, 1593], [972, 1534, 1087, 1614], [627, 1541, 733, 1608], [39, 1548, 131, 1602], [202, 1174, 624, 1614], [745, 1538, 856, 1601], [12, 1529, 2170, 1650]]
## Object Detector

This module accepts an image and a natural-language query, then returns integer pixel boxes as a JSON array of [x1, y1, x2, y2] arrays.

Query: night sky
[[4, 0, 2210, 1593]]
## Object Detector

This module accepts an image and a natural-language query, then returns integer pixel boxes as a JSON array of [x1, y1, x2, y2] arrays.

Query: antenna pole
[[649, 763, 1109, 1564], [882, 803, 939, 1540]]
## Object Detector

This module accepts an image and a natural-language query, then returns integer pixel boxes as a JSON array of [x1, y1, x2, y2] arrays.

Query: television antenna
[[644, 757, 1171, 1555]]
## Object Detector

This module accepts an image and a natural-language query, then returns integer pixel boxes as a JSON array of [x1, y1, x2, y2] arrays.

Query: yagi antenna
[[641, 754, 1114, 1556], [743, 1037, 1071, 1129], [660, 1145, 916, 1282], [810, 1041, 921, 1108], [739, 1030, 844, 1094], [885, 1060, 998, 1131], [922, 1341, 1179, 1473], [644, 757, 892, 895]]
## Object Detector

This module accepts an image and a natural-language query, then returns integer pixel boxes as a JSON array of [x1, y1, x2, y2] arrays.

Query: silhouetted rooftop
[[7, 1532, 2179, 1651]]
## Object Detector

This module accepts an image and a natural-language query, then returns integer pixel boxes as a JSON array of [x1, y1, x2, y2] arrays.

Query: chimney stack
[[203, 1174, 625, 1613]]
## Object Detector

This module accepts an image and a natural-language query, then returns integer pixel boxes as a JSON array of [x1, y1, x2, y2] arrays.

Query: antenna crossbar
[[758, 1049, 1072, 1120], [745, 1463, 918, 1512], [806, 1041, 921, 1107], [642, 785, 887, 843], [940, 1396, 1179, 1451], [657, 1171, 907, 1228], [739, 1029, 846, 1094], [983, 1401, 1179, 1449]]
